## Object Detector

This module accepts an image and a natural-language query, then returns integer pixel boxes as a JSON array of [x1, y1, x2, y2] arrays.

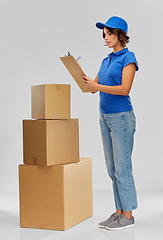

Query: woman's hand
[[82, 75, 98, 91], [83, 63, 136, 96]]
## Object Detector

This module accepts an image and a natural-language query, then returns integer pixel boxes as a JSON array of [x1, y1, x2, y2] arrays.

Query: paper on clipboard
[[60, 54, 96, 93]]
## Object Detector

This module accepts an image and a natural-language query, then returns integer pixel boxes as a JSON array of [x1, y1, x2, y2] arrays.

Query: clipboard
[[60, 54, 96, 93]]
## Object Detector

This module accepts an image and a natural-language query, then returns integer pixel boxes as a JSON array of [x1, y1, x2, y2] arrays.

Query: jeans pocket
[[129, 110, 136, 133]]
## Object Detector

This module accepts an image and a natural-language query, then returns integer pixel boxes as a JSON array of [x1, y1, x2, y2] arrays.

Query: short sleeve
[[123, 52, 139, 71]]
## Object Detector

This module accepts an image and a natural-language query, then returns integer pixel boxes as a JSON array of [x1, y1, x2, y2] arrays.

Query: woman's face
[[103, 26, 120, 49]]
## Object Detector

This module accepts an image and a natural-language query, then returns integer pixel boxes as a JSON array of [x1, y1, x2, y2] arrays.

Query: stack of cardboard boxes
[[19, 84, 93, 231]]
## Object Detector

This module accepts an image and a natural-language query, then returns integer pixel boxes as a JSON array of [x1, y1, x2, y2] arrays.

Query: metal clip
[[64, 52, 71, 57]]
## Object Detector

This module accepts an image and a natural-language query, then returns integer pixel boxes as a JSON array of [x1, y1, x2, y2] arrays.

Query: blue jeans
[[99, 110, 138, 211]]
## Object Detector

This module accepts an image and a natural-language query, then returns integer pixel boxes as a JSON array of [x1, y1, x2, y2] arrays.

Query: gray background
[[0, 0, 162, 192]]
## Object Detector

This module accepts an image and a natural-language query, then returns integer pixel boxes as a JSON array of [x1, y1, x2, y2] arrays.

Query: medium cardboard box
[[31, 84, 70, 119], [23, 119, 79, 166], [19, 158, 93, 231]]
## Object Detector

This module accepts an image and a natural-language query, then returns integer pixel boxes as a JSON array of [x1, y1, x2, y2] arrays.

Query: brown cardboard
[[19, 158, 93, 231], [31, 84, 70, 119], [23, 119, 79, 166], [60, 55, 96, 93]]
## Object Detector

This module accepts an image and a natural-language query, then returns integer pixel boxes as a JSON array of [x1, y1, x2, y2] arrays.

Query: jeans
[[99, 110, 138, 211]]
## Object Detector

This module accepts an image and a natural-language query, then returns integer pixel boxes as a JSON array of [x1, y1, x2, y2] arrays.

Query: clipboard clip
[[64, 52, 71, 57]]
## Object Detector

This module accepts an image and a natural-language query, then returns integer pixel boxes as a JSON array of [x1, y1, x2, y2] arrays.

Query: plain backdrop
[[0, 0, 163, 192]]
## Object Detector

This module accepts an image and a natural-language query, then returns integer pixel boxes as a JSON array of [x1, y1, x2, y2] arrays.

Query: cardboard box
[[31, 84, 70, 119], [23, 119, 79, 166], [19, 158, 93, 231]]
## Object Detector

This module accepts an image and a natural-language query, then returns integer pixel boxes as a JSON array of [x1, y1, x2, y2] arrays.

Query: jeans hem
[[121, 206, 138, 212]]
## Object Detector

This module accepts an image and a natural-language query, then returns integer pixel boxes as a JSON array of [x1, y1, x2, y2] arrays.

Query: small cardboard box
[[31, 84, 70, 119], [23, 119, 79, 166], [19, 158, 93, 231]]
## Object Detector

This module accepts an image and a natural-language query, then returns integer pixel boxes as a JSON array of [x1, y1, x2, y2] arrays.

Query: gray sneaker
[[98, 213, 120, 228], [105, 215, 135, 231]]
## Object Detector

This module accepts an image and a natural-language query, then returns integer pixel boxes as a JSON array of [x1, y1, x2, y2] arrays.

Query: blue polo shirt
[[98, 48, 139, 114]]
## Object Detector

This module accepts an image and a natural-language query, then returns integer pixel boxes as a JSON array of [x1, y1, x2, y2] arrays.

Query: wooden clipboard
[[60, 55, 96, 93]]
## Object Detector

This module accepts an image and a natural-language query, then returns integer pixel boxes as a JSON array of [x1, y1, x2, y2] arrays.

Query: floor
[[0, 190, 163, 240]]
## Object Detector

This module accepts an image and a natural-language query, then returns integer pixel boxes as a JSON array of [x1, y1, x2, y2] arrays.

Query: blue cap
[[96, 16, 128, 34]]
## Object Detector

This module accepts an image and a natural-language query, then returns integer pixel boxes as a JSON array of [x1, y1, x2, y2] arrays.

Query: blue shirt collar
[[108, 48, 128, 56]]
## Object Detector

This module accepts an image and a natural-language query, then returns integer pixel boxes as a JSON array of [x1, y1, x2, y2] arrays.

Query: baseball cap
[[96, 16, 128, 34]]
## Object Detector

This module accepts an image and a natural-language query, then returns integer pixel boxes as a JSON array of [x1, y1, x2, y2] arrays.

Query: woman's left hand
[[82, 75, 98, 91]]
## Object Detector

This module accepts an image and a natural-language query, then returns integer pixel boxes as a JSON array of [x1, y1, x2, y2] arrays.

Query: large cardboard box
[[31, 84, 70, 119], [19, 158, 93, 231], [23, 119, 79, 166]]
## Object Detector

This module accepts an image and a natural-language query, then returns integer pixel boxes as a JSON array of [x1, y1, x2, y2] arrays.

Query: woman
[[82, 16, 139, 231]]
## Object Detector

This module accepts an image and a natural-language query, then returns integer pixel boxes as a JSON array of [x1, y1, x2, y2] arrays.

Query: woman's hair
[[103, 27, 130, 47]]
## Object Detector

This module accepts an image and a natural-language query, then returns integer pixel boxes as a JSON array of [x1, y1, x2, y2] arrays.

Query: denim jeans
[[99, 110, 138, 211]]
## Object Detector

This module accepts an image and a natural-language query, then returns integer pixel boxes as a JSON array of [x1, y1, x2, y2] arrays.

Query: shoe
[[98, 213, 120, 228], [105, 215, 135, 231]]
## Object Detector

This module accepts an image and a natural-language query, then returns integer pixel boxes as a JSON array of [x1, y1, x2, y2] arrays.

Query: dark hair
[[103, 27, 130, 47]]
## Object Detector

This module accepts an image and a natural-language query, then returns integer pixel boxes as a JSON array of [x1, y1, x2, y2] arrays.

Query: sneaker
[[105, 215, 135, 231], [98, 213, 120, 228]]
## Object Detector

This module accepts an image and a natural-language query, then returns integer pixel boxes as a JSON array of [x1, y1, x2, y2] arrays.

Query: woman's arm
[[83, 63, 136, 96], [94, 74, 98, 83], [90, 74, 98, 94]]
